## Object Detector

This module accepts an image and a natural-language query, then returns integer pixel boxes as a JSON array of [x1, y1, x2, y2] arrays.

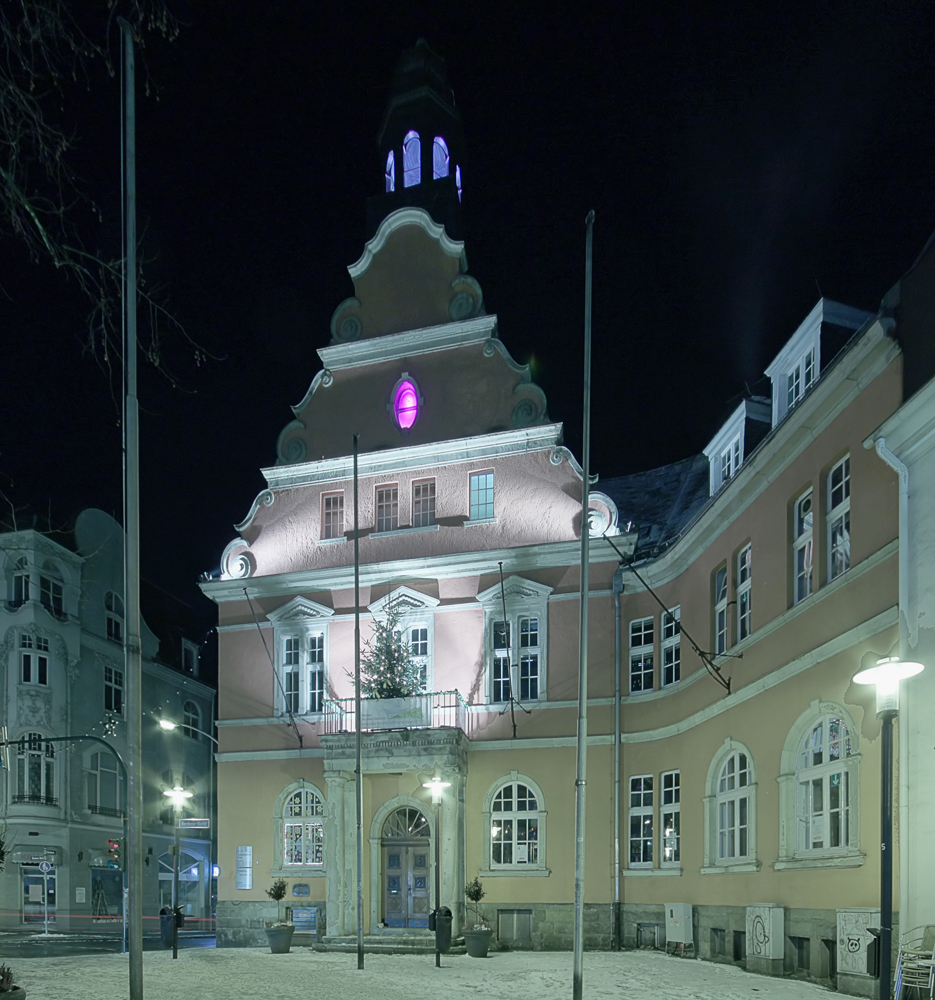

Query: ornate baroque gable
[[266, 596, 335, 625]]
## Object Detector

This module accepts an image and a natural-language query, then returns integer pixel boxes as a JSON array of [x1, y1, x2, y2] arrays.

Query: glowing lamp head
[[422, 776, 451, 803], [158, 719, 177, 731], [854, 655, 924, 714], [393, 379, 419, 430], [163, 785, 194, 809]]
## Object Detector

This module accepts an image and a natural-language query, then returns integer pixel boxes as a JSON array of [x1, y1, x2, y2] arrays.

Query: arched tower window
[[385, 150, 395, 193], [455, 165, 462, 203], [432, 136, 449, 179], [403, 130, 421, 188]]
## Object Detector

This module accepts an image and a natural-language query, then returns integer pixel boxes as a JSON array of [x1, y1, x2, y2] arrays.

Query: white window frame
[[105, 591, 124, 644], [104, 664, 123, 715], [367, 586, 440, 694], [267, 598, 335, 717], [786, 346, 816, 412], [719, 436, 741, 486], [20, 632, 49, 686], [469, 470, 495, 521], [628, 774, 654, 868], [412, 478, 436, 528], [481, 772, 547, 875], [776, 701, 861, 870], [86, 750, 124, 817], [271, 780, 328, 877], [629, 616, 654, 694], [661, 607, 680, 687], [321, 491, 345, 540], [828, 456, 851, 581], [375, 483, 399, 533], [714, 566, 728, 655], [736, 545, 752, 642], [40, 568, 63, 617], [15, 732, 56, 806], [182, 701, 201, 739], [11, 557, 29, 607], [476, 577, 552, 705], [661, 770, 681, 867], [702, 738, 759, 874], [793, 489, 814, 604]]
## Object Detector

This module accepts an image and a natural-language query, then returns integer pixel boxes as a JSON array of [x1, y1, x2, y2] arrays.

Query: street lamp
[[163, 785, 193, 959], [423, 777, 451, 968], [158, 718, 218, 745], [853, 655, 924, 1000]]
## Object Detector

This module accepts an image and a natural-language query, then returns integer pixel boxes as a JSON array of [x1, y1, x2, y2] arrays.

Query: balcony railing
[[88, 804, 125, 818], [12, 794, 58, 807], [321, 690, 469, 736]]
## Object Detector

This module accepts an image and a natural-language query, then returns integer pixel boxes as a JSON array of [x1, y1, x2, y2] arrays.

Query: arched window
[[40, 561, 63, 618], [11, 557, 29, 608], [15, 732, 56, 806], [776, 702, 860, 868], [403, 130, 421, 188], [482, 774, 547, 873], [432, 136, 449, 179], [455, 164, 462, 202], [703, 739, 758, 872], [182, 701, 201, 740], [385, 149, 395, 193], [272, 781, 327, 875], [105, 591, 124, 643]]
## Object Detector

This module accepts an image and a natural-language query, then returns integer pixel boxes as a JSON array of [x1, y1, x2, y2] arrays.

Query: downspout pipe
[[612, 566, 624, 949], [874, 437, 909, 941]]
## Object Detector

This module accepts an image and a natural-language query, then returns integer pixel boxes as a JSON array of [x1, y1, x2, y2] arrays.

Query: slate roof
[[600, 453, 710, 559]]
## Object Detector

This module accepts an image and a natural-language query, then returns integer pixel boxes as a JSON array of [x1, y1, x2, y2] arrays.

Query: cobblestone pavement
[[7, 946, 836, 999]]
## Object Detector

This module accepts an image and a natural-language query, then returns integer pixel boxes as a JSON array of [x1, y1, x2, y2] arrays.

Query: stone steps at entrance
[[320, 934, 466, 955]]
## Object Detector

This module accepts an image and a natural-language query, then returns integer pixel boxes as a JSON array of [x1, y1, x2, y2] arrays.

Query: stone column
[[344, 771, 359, 935], [440, 773, 464, 936], [325, 772, 347, 937]]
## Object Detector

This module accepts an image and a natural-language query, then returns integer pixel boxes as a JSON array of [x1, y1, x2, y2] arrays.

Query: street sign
[[38, 861, 52, 874], [178, 818, 210, 829]]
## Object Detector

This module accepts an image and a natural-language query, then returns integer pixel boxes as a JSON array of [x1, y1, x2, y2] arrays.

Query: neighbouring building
[[202, 39, 935, 995], [0, 508, 216, 933]]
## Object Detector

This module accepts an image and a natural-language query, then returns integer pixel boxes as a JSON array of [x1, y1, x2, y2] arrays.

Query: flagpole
[[572, 210, 595, 1000]]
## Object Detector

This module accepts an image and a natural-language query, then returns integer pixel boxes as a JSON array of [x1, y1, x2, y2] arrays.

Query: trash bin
[[435, 905, 453, 954], [159, 908, 175, 949]]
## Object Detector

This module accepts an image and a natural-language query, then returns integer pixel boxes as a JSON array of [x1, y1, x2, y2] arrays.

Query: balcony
[[321, 690, 469, 735], [88, 804, 125, 819], [11, 794, 58, 807]]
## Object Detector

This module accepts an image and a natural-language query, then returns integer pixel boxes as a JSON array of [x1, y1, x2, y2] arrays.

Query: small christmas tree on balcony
[[359, 598, 423, 699]]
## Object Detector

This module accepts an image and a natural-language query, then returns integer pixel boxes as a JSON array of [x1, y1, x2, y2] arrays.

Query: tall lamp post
[[423, 777, 451, 968], [853, 655, 924, 1000], [159, 718, 218, 931], [163, 784, 193, 959]]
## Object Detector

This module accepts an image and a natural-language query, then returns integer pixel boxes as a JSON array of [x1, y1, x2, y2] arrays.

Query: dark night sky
[[2, 2, 935, 631]]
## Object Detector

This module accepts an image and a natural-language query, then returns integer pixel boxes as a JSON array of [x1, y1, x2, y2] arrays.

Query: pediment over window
[[266, 596, 335, 624], [476, 576, 553, 607], [368, 585, 440, 617]]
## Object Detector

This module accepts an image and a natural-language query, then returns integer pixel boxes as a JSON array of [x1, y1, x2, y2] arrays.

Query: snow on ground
[[7, 946, 835, 1000]]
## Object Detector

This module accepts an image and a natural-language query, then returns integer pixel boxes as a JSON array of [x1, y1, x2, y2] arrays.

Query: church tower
[[366, 39, 465, 241]]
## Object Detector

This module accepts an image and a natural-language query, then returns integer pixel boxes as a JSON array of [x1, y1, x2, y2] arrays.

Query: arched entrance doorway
[[382, 806, 430, 928]]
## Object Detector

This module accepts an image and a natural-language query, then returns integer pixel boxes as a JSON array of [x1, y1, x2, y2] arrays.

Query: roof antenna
[[497, 561, 531, 739]]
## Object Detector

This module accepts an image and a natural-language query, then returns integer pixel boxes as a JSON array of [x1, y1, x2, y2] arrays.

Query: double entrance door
[[382, 843, 430, 928]]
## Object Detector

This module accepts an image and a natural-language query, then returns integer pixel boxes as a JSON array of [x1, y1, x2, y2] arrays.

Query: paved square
[[8, 947, 836, 999]]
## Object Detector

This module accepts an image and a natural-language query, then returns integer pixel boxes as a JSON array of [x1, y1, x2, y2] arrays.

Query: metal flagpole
[[354, 434, 364, 969], [119, 19, 144, 1000], [572, 210, 595, 1000]]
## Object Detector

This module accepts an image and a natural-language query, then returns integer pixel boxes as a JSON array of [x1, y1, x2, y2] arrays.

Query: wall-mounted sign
[[292, 883, 310, 897], [75, 887, 86, 904], [179, 818, 210, 829], [235, 846, 253, 890]]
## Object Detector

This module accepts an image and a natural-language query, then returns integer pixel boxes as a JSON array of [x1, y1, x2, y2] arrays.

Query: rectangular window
[[787, 347, 816, 411], [12, 571, 29, 607], [719, 436, 741, 485], [492, 620, 511, 702], [736, 545, 752, 641], [308, 634, 325, 713], [714, 567, 728, 655], [284, 636, 300, 713], [285, 822, 324, 866], [628, 775, 654, 867], [629, 617, 654, 693], [794, 490, 814, 604], [661, 608, 680, 687], [40, 577, 63, 616], [519, 616, 539, 701], [797, 770, 849, 852], [409, 625, 429, 691], [470, 471, 495, 520], [413, 479, 436, 528], [106, 613, 123, 643], [828, 457, 851, 580], [321, 492, 344, 540], [661, 770, 681, 866], [104, 666, 123, 714], [20, 635, 48, 686], [375, 485, 399, 533]]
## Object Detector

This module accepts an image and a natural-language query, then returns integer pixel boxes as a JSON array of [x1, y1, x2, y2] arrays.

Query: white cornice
[[348, 207, 463, 280], [200, 533, 636, 603], [260, 424, 565, 491], [317, 315, 497, 371]]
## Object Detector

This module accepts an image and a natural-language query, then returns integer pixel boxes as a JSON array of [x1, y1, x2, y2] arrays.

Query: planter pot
[[464, 927, 493, 958], [265, 924, 295, 954], [1, 988, 26, 1000]]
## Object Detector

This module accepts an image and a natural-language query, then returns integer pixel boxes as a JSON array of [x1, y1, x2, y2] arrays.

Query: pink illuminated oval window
[[393, 379, 419, 430]]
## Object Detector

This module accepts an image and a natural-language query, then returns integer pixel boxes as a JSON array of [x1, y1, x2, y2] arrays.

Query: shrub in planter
[[463, 876, 492, 958], [264, 879, 294, 954], [0, 963, 25, 999]]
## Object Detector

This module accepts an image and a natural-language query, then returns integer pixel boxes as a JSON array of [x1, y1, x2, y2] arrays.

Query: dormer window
[[719, 437, 741, 485], [432, 136, 449, 179], [703, 398, 771, 496], [385, 150, 395, 193], [403, 130, 421, 188], [786, 347, 816, 412]]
